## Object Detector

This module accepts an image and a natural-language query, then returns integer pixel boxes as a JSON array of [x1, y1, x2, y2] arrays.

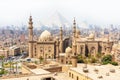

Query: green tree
[[0, 68, 4, 75], [101, 55, 112, 65], [77, 54, 84, 63], [110, 62, 118, 66], [0, 56, 5, 69], [39, 56, 44, 64], [90, 57, 97, 63], [0, 56, 7, 76], [8, 61, 13, 73]]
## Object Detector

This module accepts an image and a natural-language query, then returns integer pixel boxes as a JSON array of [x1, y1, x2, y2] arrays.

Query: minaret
[[59, 27, 63, 53], [73, 17, 76, 38], [72, 18, 77, 55], [28, 15, 33, 58], [56, 37, 59, 61], [71, 55, 77, 67], [107, 33, 110, 42]]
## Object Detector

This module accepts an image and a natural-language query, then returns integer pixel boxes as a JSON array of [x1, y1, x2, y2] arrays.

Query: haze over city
[[1, 0, 120, 27]]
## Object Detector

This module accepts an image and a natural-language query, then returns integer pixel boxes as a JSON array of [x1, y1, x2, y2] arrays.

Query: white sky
[[0, 0, 120, 26]]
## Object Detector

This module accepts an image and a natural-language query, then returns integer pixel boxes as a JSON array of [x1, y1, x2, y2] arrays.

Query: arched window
[[72, 74, 74, 78], [69, 72, 71, 77], [77, 76, 79, 80], [90, 47, 95, 55]]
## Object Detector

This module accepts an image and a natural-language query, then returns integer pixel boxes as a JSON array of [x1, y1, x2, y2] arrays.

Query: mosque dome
[[112, 44, 118, 49], [76, 29, 80, 35], [65, 47, 72, 53], [89, 33, 95, 39], [39, 30, 52, 41]]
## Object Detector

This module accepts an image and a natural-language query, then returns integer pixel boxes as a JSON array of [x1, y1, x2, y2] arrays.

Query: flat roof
[[2, 73, 74, 80], [70, 64, 120, 80], [30, 69, 51, 75]]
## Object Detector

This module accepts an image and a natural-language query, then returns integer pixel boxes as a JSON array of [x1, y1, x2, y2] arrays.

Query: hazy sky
[[0, 0, 120, 27]]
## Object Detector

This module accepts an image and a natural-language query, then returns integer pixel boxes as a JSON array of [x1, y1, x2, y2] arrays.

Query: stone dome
[[76, 29, 80, 35], [39, 30, 52, 41], [112, 44, 118, 49], [65, 47, 72, 53], [89, 33, 95, 39]]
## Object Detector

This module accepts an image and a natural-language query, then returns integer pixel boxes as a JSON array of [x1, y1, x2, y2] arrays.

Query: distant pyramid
[[44, 11, 71, 28]]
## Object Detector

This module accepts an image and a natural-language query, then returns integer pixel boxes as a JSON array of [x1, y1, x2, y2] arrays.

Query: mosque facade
[[28, 16, 114, 64]]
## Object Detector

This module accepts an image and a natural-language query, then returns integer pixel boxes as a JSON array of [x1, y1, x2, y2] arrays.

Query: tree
[[0, 56, 5, 68], [8, 61, 13, 73], [90, 57, 97, 63], [0, 68, 4, 75], [39, 56, 44, 64], [77, 54, 84, 63], [101, 55, 112, 65], [101, 55, 118, 66], [0, 56, 6, 76], [111, 62, 118, 66]]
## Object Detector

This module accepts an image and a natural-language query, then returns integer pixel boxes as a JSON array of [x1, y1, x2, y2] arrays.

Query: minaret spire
[[28, 15, 33, 41], [29, 15, 33, 29], [28, 15, 34, 58], [72, 17, 77, 55], [60, 26, 63, 40], [73, 17, 76, 25], [73, 17, 76, 38], [59, 26, 63, 53]]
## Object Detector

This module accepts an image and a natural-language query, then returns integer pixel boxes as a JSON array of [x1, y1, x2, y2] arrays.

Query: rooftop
[[2, 73, 74, 80], [70, 64, 120, 80], [30, 69, 50, 75]]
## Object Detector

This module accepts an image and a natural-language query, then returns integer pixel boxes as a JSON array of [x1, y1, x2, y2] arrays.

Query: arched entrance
[[90, 47, 96, 56], [41, 77, 56, 80]]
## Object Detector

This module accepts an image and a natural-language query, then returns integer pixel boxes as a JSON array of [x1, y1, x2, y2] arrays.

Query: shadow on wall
[[41, 77, 56, 80]]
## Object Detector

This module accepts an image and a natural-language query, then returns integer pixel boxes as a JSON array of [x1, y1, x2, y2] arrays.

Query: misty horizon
[[0, 0, 120, 27]]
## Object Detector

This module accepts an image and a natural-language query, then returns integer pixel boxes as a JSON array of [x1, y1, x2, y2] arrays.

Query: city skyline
[[0, 0, 120, 27]]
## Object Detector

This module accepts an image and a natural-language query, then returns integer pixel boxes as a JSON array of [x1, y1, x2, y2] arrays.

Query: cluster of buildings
[[0, 46, 20, 57], [1, 16, 120, 80], [28, 16, 120, 64]]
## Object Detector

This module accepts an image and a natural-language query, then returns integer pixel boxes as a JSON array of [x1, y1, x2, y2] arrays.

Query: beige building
[[58, 18, 114, 64], [28, 16, 68, 59], [68, 64, 120, 80], [111, 43, 120, 63], [28, 16, 115, 63], [72, 19, 114, 57], [9, 46, 20, 56], [0, 49, 8, 57]]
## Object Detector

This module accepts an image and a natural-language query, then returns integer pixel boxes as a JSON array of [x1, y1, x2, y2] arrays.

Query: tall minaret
[[59, 27, 63, 53], [73, 17, 76, 38], [28, 16, 33, 58], [72, 18, 77, 55]]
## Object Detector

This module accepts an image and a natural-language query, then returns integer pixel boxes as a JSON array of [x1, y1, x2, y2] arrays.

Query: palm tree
[[0, 56, 5, 69], [0, 55, 5, 76], [9, 60, 13, 73], [15, 62, 18, 73]]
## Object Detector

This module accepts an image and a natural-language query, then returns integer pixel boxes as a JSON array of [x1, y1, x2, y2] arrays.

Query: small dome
[[89, 33, 95, 39], [76, 29, 80, 35], [112, 44, 118, 49], [39, 30, 52, 41], [65, 47, 72, 53], [55, 37, 59, 40]]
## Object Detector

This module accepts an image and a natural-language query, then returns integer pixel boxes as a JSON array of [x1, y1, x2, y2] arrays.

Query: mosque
[[28, 16, 114, 64]]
